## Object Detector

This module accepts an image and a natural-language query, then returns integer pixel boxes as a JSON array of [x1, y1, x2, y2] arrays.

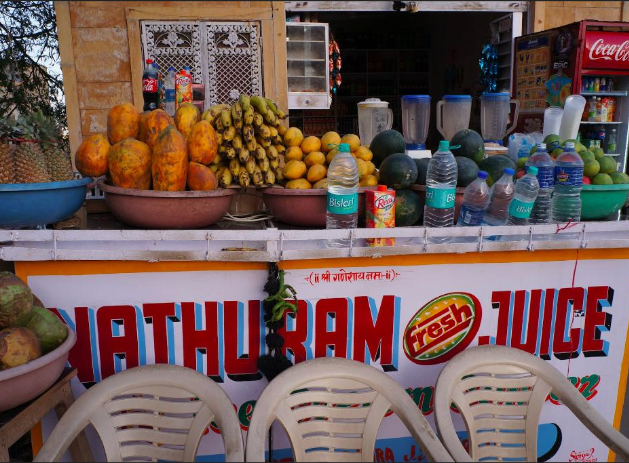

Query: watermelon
[[456, 157, 480, 187], [395, 189, 423, 226], [370, 130, 406, 167], [379, 153, 418, 190], [414, 158, 430, 185], [450, 129, 485, 164], [477, 155, 517, 186]]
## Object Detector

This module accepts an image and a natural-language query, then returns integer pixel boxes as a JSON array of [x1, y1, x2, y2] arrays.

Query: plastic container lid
[[146, 58, 153, 64], [478, 171, 488, 179], [504, 168, 515, 175], [438, 140, 450, 151], [443, 95, 472, 101], [480, 92, 510, 100], [378, 185, 388, 191], [357, 97, 389, 107], [528, 166, 539, 175], [168, 66, 175, 71], [536, 143, 547, 149], [402, 95, 431, 101]]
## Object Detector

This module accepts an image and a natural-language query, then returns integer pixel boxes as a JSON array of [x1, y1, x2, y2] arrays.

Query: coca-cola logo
[[374, 195, 394, 209], [142, 78, 157, 92], [588, 38, 629, 62]]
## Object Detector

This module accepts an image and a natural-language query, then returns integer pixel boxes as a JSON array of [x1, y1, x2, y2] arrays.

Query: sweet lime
[[551, 147, 564, 158], [580, 150, 595, 162], [592, 147, 605, 159], [610, 172, 629, 184], [592, 173, 613, 185], [575, 142, 587, 153], [517, 157, 529, 169], [544, 134, 562, 150], [598, 156, 617, 174], [529, 145, 537, 155], [583, 159, 600, 178]]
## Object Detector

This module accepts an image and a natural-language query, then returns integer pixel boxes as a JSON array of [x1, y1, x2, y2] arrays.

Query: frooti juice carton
[[366, 185, 395, 247]]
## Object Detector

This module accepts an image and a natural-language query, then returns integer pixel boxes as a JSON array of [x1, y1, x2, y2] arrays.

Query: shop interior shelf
[[580, 121, 623, 125], [580, 91, 628, 97]]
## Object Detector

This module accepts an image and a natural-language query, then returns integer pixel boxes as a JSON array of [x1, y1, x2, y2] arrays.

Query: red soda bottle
[[142, 59, 159, 111]]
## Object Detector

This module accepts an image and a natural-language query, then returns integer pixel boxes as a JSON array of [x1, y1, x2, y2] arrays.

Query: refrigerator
[[513, 20, 629, 173]]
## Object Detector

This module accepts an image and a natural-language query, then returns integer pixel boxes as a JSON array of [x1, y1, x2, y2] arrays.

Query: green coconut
[[17, 306, 67, 355], [0, 272, 33, 330]]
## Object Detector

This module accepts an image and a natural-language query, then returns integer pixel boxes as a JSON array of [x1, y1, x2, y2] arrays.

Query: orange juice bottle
[[366, 185, 395, 247]]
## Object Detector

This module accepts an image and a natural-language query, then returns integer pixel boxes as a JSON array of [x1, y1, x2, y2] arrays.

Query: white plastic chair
[[34, 364, 244, 462], [246, 357, 453, 462], [434, 345, 629, 462]]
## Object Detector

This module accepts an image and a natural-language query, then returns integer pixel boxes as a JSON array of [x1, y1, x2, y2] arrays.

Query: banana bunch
[[202, 94, 288, 188]]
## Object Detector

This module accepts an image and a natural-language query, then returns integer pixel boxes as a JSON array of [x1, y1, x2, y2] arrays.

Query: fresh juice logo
[[374, 194, 394, 210], [404, 293, 482, 365]]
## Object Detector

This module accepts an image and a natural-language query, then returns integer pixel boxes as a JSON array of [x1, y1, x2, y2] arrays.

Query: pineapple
[[34, 112, 73, 182], [13, 113, 51, 184], [0, 118, 17, 184]]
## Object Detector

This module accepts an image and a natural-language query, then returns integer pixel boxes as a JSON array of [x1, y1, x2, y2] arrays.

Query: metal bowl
[[0, 325, 76, 412], [262, 187, 372, 227], [98, 180, 236, 229], [0, 177, 93, 228]]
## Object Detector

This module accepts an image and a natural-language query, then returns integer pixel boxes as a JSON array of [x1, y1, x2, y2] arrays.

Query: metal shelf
[[581, 91, 628, 97], [580, 121, 623, 125]]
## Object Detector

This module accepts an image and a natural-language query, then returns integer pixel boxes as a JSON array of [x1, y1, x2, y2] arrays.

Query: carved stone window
[[140, 21, 263, 108]]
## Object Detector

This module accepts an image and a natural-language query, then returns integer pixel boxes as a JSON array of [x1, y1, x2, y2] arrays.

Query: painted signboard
[[16, 249, 629, 462]]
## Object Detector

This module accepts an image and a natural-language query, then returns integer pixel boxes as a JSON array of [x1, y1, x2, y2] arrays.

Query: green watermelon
[[17, 306, 67, 354], [395, 189, 423, 226], [456, 157, 480, 187], [379, 153, 418, 190], [450, 129, 486, 164], [370, 130, 406, 167], [477, 155, 517, 186], [414, 158, 430, 185]]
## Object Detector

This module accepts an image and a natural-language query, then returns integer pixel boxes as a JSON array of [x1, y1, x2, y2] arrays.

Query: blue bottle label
[[459, 204, 485, 226], [426, 186, 456, 209], [509, 198, 535, 219], [534, 166, 555, 188], [165, 89, 176, 101], [555, 166, 584, 186], [327, 192, 358, 215]]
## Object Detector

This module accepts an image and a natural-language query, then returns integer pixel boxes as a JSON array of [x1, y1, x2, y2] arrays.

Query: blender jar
[[401, 95, 431, 150], [357, 98, 393, 146], [436, 95, 472, 141], [480, 92, 520, 145]]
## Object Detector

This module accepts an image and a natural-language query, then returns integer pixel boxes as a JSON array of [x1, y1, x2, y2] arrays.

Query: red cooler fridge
[[513, 20, 629, 173]]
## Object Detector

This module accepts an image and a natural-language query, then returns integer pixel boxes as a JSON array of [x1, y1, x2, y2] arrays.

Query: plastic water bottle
[[552, 142, 583, 223], [507, 166, 540, 225], [457, 171, 490, 227], [482, 168, 515, 226], [526, 143, 554, 224], [424, 140, 458, 242], [164, 67, 176, 117], [326, 142, 359, 247]]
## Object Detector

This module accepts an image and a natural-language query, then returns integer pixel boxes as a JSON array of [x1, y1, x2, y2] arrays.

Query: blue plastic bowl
[[0, 177, 93, 228]]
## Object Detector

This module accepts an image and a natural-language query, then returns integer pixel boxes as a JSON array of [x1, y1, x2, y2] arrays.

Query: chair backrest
[[434, 345, 629, 462], [34, 364, 244, 462], [246, 357, 453, 462]]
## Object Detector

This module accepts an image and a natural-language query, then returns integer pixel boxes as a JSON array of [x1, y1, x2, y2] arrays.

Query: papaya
[[75, 133, 110, 177], [107, 103, 140, 145], [174, 103, 200, 139], [188, 162, 219, 191], [152, 126, 188, 191], [144, 109, 174, 150], [138, 110, 151, 144], [188, 121, 218, 165], [108, 138, 152, 190]]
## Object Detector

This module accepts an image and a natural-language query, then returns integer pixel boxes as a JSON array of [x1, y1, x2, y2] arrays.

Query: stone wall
[[534, 1, 628, 32]]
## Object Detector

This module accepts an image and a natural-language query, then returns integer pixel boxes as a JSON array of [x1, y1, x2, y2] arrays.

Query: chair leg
[[54, 385, 94, 462]]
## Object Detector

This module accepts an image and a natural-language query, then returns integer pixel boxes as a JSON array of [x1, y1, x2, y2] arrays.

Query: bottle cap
[[504, 168, 515, 175], [478, 171, 488, 179], [565, 142, 575, 149], [438, 140, 450, 151], [527, 166, 539, 175], [536, 143, 546, 149], [338, 143, 351, 152], [146, 58, 153, 64], [168, 66, 175, 71], [378, 185, 388, 191]]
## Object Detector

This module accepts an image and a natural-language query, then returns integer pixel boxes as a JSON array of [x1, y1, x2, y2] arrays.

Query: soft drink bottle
[[424, 140, 458, 241], [526, 143, 554, 224], [142, 59, 159, 111], [481, 168, 515, 226], [326, 142, 359, 247], [164, 67, 176, 117], [552, 142, 583, 223], [507, 166, 540, 225], [457, 171, 490, 227]]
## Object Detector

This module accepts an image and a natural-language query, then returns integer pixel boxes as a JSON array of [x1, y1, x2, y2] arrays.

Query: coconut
[[18, 307, 67, 354], [0, 327, 41, 370], [0, 273, 33, 329]]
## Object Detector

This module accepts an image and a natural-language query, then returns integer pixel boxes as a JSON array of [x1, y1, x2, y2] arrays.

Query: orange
[[321, 131, 341, 152], [301, 136, 322, 154]]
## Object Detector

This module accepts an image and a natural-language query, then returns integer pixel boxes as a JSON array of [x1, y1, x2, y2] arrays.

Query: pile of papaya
[[74, 96, 289, 191]]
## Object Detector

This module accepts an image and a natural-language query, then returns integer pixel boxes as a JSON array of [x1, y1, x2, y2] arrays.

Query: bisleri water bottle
[[507, 166, 540, 225], [326, 142, 359, 247], [424, 140, 458, 241]]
